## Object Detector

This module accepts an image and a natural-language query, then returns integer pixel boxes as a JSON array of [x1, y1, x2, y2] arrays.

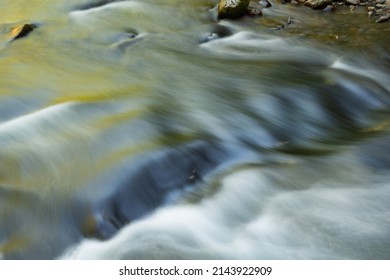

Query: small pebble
[[247, 8, 263, 16], [375, 0, 386, 4], [273, 24, 285, 30], [368, 10, 374, 17], [188, 170, 201, 182], [206, 33, 218, 41], [287, 17, 293, 24], [291, 0, 299, 4], [367, 6, 375, 11]]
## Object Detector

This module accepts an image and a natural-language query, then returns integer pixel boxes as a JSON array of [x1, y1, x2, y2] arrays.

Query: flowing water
[[0, 0, 389, 259]]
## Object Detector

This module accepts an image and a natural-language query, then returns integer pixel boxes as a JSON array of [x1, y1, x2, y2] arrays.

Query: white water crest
[[63, 156, 390, 259]]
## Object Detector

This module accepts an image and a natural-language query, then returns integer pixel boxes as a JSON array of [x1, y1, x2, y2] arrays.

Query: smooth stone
[[346, 0, 360, 5], [304, 0, 333, 9]]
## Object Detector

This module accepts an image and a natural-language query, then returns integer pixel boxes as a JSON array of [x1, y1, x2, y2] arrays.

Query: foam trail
[[63, 157, 390, 259]]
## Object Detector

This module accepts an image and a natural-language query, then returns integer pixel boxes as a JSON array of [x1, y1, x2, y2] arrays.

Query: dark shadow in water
[[359, 133, 390, 171], [91, 141, 227, 240]]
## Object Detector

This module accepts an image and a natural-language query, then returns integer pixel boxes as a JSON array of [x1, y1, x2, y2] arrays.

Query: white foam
[[61, 163, 390, 259], [331, 58, 390, 89], [201, 31, 334, 65]]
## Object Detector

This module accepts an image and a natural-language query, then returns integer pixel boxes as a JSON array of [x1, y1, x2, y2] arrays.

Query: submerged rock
[[91, 141, 228, 239], [218, 0, 251, 19], [376, 13, 390, 22], [9, 24, 36, 41], [304, 0, 333, 9], [322, 4, 335, 11]]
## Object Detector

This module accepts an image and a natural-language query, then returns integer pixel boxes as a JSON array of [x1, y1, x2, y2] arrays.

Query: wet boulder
[[218, 0, 250, 19], [9, 24, 36, 41], [376, 13, 390, 23], [304, 0, 333, 9]]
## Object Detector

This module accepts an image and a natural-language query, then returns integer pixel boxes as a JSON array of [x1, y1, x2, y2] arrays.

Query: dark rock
[[304, 0, 333, 9], [187, 170, 201, 183], [218, 0, 250, 19], [9, 24, 36, 41], [376, 13, 390, 22]]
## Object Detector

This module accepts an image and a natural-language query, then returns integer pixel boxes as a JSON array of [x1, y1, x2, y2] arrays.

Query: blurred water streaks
[[0, 0, 389, 259]]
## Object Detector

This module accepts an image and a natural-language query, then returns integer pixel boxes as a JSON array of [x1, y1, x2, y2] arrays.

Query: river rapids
[[0, 0, 389, 259]]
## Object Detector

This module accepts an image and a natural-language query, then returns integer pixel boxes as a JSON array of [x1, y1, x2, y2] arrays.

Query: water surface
[[0, 0, 389, 259]]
